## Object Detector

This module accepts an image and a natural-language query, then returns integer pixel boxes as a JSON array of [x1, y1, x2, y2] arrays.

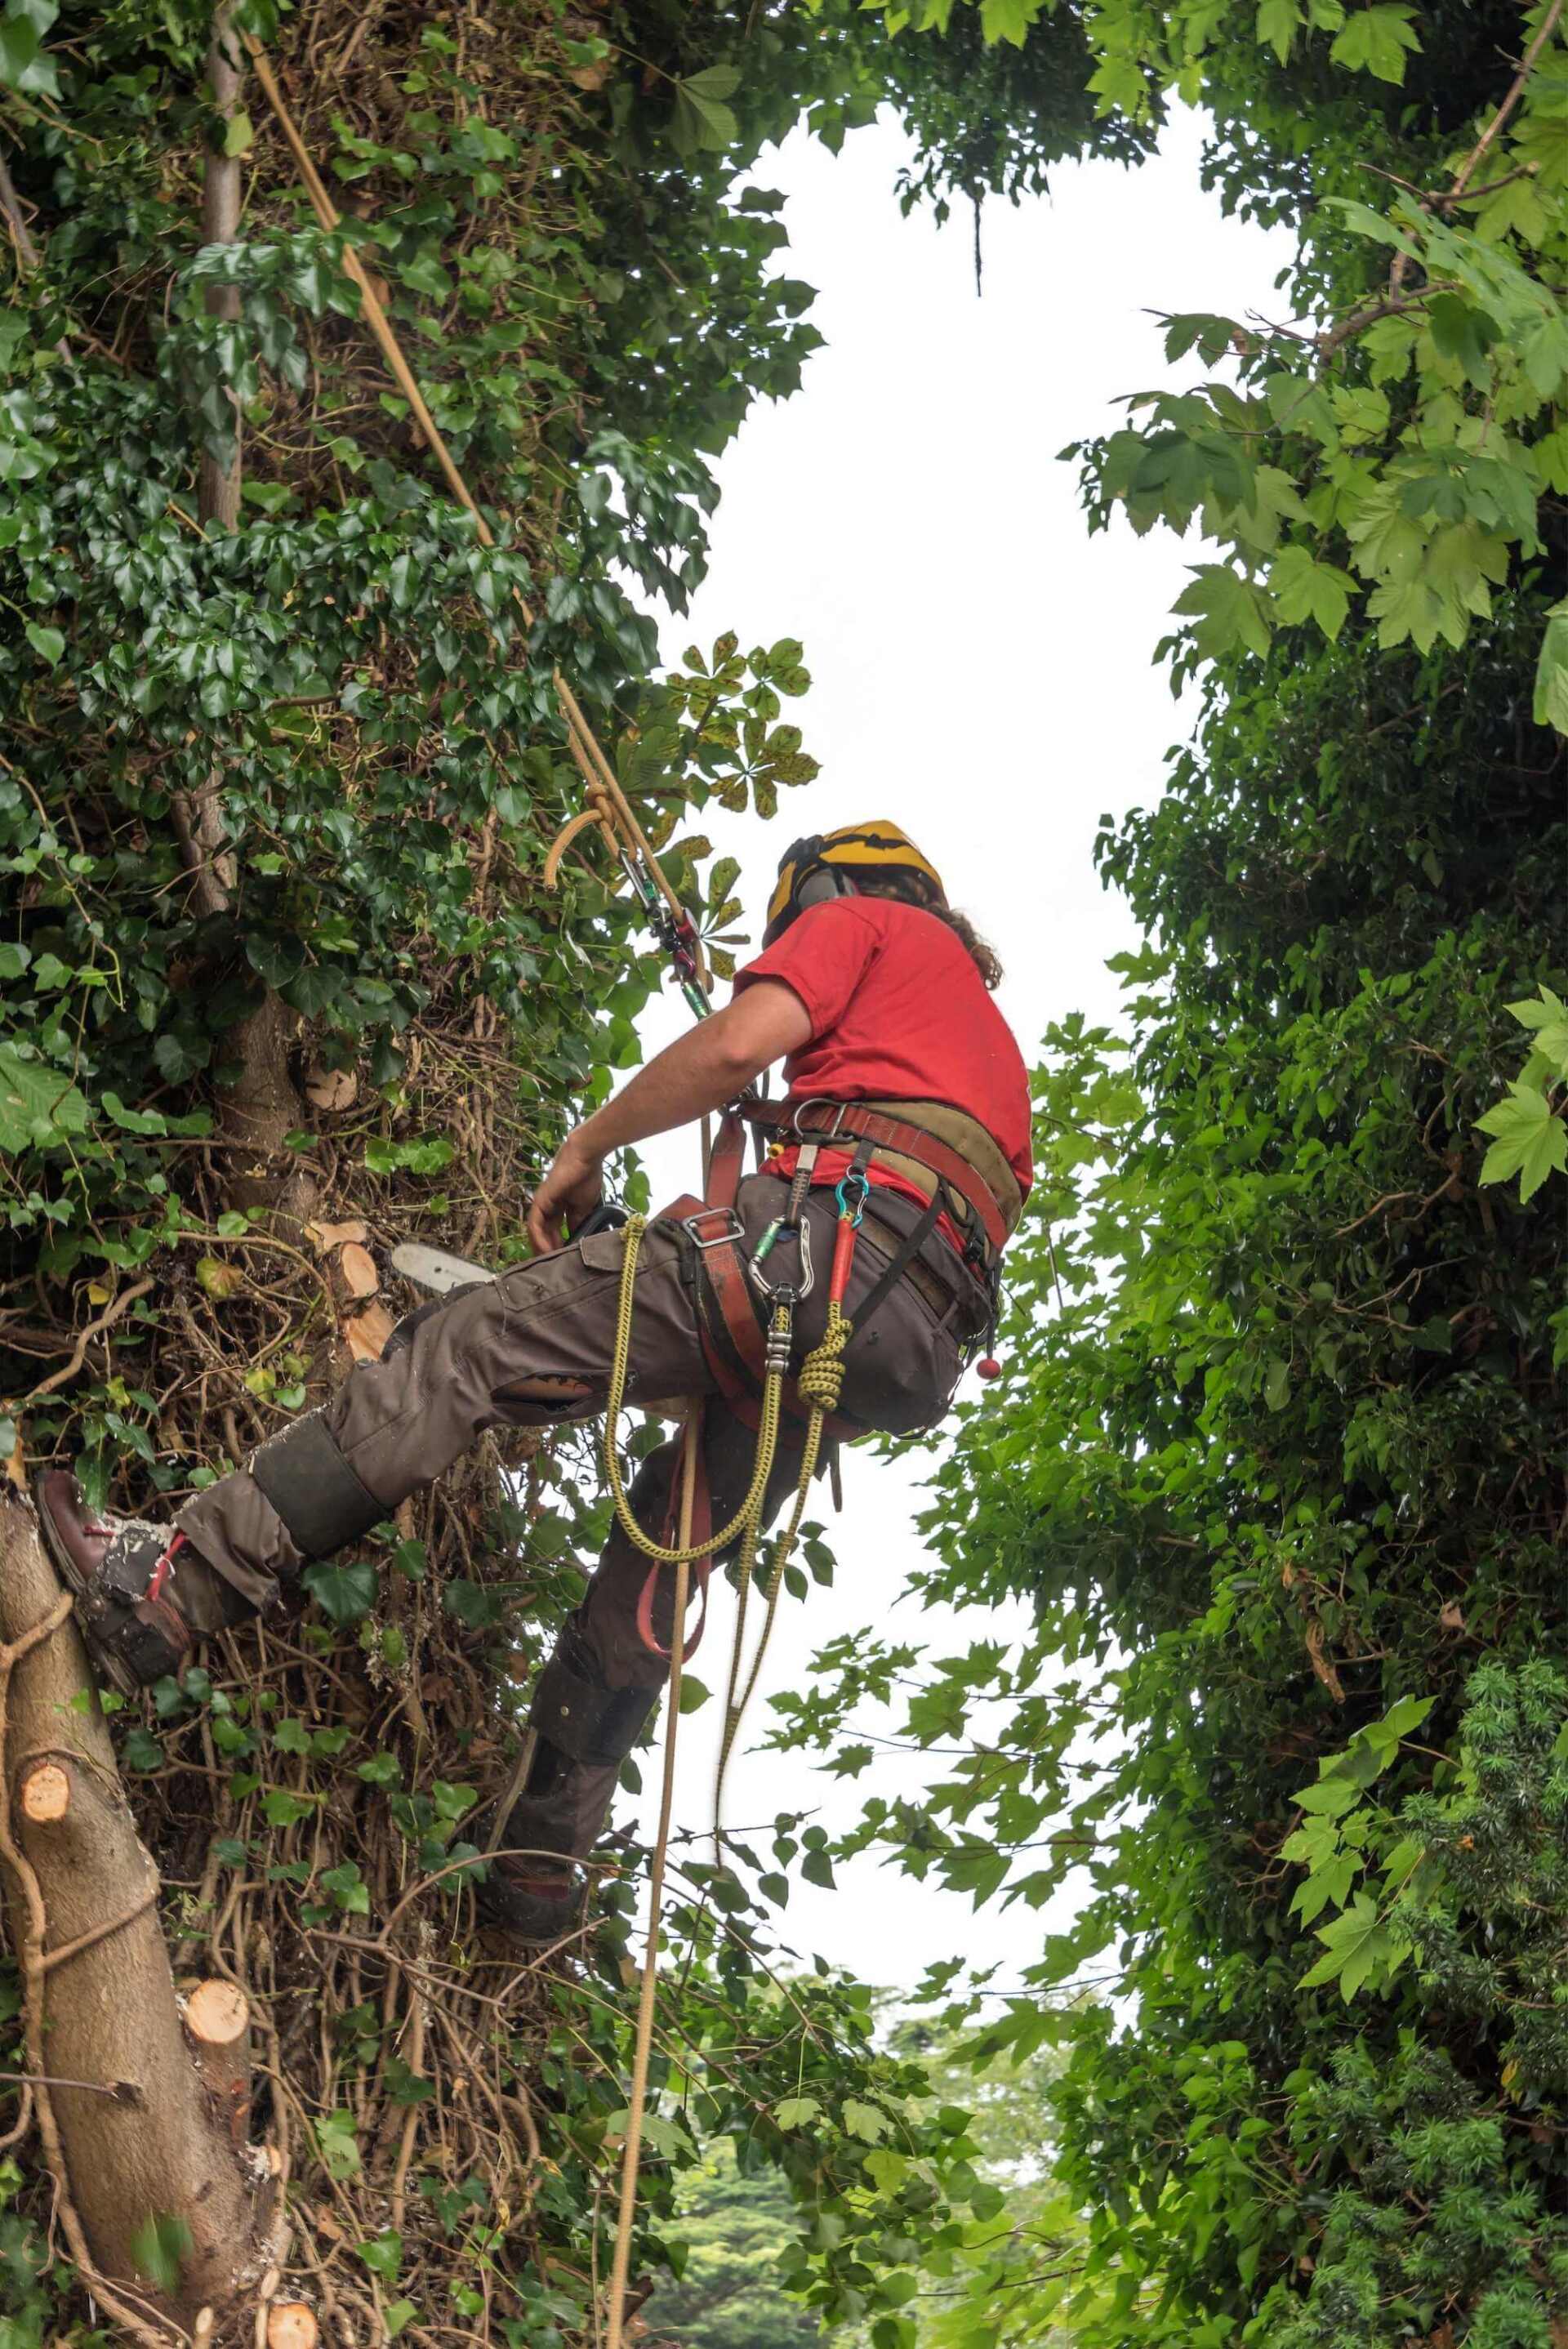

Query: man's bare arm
[[526, 980, 812, 1252]]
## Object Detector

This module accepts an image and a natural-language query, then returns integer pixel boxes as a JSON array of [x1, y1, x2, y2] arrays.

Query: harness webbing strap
[[851, 1191, 944, 1335]]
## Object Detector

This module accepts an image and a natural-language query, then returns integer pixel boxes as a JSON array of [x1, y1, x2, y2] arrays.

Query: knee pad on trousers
[[247, 1411, 385, 1561], [528, 1646, 661, 1767]]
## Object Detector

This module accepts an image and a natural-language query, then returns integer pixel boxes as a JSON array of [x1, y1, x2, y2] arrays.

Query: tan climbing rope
[[241, 37, 705, 979], [603, 1405, 697, 2349]]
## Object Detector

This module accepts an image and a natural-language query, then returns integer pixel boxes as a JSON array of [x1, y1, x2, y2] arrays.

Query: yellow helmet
[[763, 821, 947, 947]]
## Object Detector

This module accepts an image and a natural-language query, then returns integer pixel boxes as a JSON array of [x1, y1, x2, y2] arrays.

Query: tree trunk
[[181, 7, 317, 1223], [0, 1493, 282, 2333]]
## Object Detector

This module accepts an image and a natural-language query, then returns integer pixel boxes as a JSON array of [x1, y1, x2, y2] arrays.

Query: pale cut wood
[[343, 1303, 396, 1362], [305, 1218, 370, 1253], [186, 1979, 249, 2046], [266, 2301, 318, 2349], [185, 1980, 252, 2150], [304, 1068, 358, 1112], [337, 1244, 381, 1299], [19, 1760, 69, 1823]]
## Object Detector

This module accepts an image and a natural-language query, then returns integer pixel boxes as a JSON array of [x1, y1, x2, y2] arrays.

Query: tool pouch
[[247, 1411, 385, 1562], [528, 1647, 661, 1767]]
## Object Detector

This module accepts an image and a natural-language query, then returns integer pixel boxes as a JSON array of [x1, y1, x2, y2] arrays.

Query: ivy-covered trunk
[[0, 0, 827, 2334]]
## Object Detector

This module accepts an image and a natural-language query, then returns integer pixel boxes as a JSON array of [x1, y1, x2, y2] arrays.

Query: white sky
[[622, 106, 1293, 1992]]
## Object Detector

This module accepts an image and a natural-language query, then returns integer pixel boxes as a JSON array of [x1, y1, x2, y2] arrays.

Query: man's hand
[[523, 981, 812, 1254], [528, 1134, 605, 1256]]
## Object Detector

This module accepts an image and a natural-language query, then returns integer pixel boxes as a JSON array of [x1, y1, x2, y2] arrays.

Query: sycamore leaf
[[1171, 564, 1273, 661], [1329, 3, 1419, 82], [773, 2096, 820, 2129], [1298, 1891, 1390, 1999], [1257, 0, 1303, 64], [979, 0, 1037, 43], [1476, 1082, 1566, 1202], [1532, 600, 1568, 737], [1269, 545, 1354, 640], [842, 2097, 890, 2143]]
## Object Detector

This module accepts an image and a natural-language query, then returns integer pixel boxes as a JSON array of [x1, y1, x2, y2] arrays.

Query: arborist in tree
[[38, 823, 1031, 1946]]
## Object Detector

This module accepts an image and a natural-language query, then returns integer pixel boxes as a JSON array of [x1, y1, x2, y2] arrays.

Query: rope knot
[[795, 1302, 852, 1415]]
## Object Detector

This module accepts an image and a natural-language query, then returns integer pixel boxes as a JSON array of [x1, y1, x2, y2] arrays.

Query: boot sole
[[35, 1482, 145, 1705]]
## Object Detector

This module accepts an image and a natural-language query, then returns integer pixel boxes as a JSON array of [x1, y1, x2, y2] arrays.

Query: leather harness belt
[[743, 1096, 1011, 1258]]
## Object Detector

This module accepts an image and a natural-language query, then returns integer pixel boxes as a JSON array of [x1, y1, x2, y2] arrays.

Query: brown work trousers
[[178, 1176, 972, 1861]]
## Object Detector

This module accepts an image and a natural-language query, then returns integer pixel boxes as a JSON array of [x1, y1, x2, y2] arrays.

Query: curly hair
[[926, 903, 1004, 991]]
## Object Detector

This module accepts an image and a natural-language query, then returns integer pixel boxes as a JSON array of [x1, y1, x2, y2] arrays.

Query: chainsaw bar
[[389, 1241, 494, 1296]]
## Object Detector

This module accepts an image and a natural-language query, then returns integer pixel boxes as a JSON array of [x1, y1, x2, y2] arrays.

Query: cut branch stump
[[0, 1491, 282, 2329]]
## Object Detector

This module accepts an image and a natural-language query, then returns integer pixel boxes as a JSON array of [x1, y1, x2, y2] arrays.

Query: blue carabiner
[[835, 1170, 870, 1228]]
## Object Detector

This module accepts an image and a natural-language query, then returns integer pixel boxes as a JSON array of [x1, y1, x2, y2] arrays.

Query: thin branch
[[20, 1277, 154, 1406], [1451, 0, 1565, 200]]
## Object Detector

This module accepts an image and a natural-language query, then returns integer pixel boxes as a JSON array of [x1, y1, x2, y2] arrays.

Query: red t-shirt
[[733, 898, 1032, 1246]]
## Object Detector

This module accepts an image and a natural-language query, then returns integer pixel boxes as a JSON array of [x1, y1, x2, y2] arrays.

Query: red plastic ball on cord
[[977, 1356, 1003, 1381]]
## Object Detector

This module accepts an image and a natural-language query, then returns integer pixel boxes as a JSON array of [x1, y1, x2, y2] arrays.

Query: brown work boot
[[35, 1473, 237, 1699]]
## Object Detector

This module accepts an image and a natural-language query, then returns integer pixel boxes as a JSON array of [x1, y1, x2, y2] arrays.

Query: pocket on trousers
[[578, 1228, 630, 1274]]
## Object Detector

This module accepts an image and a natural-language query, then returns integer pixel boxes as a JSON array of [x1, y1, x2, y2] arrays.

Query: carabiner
[[748, 1215, 814, 1305], [835, 1170, 870, 1228]]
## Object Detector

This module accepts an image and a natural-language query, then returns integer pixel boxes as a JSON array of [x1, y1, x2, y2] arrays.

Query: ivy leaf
[[359, 2231, 403, 2281], [24, 620, 63, 666], [303, 1558, 379, 1625], [443, 1578, 502, 1629], [0, 1046, 91, 1152], [314, 2110, 363, 2180], [0, 8, 58, 96], [121, 1726, 164, 1772], [262, 1788, 318, 1827], [153, 1030, 210, 1085]]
